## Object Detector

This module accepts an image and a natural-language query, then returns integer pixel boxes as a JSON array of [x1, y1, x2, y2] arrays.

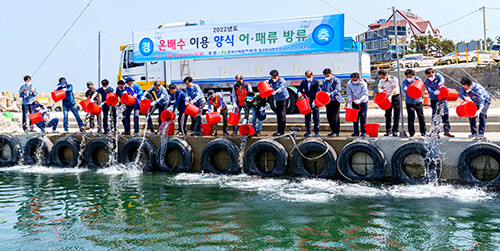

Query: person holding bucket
[[402, 69, 426, 137], [459, 77, 491, 138], [168, 84, 189, 135], [19, 75, 38, 132], [85, 81, 101, 132], [207, 90, 228, 136], [346, 73, 369, 137], [231, 74, 252, 136], [269, 70, 289, 136], [56, 77, 85, 133], [184, 76, 206, 136], [321, 68, 344, 137], [123, 77, 143, 136], [93, 79, 116, 134], [32, 102, 59, 133], [297, 70, 320, 137], [243, 92, 267, 137], [424, 68, 454, 137], [377, 70, 401, 137], [144, 81, 169, 134]]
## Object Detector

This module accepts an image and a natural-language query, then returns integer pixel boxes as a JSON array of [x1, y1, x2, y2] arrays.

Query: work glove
[[475, 110, 481, 118], [233, 103, 238, 108], [434, 90, 440, 95], [466, 88, 472, 93], [354, 99, 360, 105], [464, 97, 472, 101], [133, 93, 138, 98], [217, 108, 221, 113], [388, 97, 392, 103], [150, 101, 157, 107], [259, 107, 266, 112], [272, 90, 277, 96], [185, 100, 189, 105], [168, 106, 174, 112], [311, 102, 316, 108], [242, 119, 248, 125]]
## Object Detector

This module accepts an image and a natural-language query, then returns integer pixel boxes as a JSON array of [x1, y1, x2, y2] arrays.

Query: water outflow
[[133, 112, 151, 167], [106, 105, 120, 167], [423, 101, 445, 183], [33, 132, 47, 166], [238, 135, 247, 173]]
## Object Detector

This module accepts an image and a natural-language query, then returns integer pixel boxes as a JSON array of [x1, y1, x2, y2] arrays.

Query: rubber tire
[[50, 137, 80, 168], [156, 137, 193, 172], [119, 137, 156, 171], [84, 137, 111, 169], [292, 139, 337, 178], [269, 88, 297, 114], [457, 143, 500, 186], [338, 141, 386, 181], [201, 138, 239, 174], [391, 142, 441, 184], [0, 135, 21, 167], [245, 139, 288, 177], [23, 136, 53, 166]]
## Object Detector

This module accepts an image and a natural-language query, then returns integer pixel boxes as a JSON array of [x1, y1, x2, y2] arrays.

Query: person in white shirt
[[377, 70, 401, 137]]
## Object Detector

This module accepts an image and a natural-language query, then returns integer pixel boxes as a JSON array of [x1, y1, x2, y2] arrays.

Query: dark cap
[[125, 77, 134, 82], [117, 80, 125, 85], [207, 90, 215, 97], [269, 70, 279, 76]]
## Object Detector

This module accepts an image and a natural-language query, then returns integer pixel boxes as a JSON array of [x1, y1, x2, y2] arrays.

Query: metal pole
[[392, 6, 405, 137], [98, 30, 101, 88], [483, 6, 487, 48]]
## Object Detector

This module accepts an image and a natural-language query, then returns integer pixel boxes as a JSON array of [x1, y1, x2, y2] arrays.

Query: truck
[[118, 15, 370, 113]]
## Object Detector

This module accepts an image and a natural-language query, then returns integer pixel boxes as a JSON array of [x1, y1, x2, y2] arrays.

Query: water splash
[[423, 101, 445, 183], [0, 165, 88, 174], [238, 135, 247, 173]]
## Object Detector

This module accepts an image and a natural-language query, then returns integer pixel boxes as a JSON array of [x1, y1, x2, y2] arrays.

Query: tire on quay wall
[[292, 139, 337, 178], [156, 137, 193, 173], [84, 137, 112, 169], [201, 138, 240, 175], [119, 137, 156, 171], [23, 136, 53, 166], [338, 141, 386, 181], [391, 142, 441, 184], [269, 88, 297, 114], [50, 137, 80, 168], [245, 139, 288, 177], [457, 143, 500, 186], [0, 134, 21, 167]]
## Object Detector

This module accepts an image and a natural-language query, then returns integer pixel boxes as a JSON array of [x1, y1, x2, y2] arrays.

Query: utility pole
[[392, 6, 406, 137], [98, 30, 101, 88], [482, 6, 487, 49]]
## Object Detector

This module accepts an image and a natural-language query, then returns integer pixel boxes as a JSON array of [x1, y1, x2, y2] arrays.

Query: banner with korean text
[[132, 14, 344, 62]]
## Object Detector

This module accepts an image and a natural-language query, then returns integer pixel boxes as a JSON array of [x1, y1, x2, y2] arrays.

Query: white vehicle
[[437, 52, 456, 65], [391, 54, 413, 69], [467, 50, 494, 63], [491, 44, 500, 62]]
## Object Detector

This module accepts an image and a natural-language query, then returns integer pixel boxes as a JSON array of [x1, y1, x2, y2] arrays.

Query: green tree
[[409, 35, 453, 56]]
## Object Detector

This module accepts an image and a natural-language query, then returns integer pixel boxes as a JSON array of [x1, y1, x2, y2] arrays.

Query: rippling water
[[0, 166, 498, 250]]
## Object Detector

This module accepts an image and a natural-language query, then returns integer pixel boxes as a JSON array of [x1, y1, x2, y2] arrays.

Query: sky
[[1, 0, 498, 94]]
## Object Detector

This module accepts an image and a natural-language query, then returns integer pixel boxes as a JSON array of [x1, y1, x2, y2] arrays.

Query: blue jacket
[[424, 73, 445, 100], [56, 81, 76, 106], [125, 84, 143, 108], [298, 78, 320, 102], [171, 89, 187, 112], [96, 86, 114, 103], [19, 83, 37, 105], [185, 84, 205, 105], [269, 77, 289, 101], [459, 82, 491, 111], [321, 76, 343, 102], [402, 76, 423, 104], [144, 86, 169, 107]]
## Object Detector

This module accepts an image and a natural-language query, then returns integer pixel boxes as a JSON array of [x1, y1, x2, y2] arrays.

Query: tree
[[409, 35, 454, 56]]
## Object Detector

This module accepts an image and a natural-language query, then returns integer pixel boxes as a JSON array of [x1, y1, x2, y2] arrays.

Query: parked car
[[490, 44, 500, 62], [438, 52, 458, 65], [467, 50, 494, 63], [403, 54, 424, 68]]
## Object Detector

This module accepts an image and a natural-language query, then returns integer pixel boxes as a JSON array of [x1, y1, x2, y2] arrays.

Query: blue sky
[[1, 0, 498, 93]]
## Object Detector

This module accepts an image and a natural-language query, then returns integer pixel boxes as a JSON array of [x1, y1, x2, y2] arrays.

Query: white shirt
[[378, 75, 399, 95]]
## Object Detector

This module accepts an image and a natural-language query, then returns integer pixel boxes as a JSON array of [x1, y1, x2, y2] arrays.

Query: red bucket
[[258, 81, 274, 98], [447, 89, 459, 101], [106, 93, 119, 106], [374, 91, 391, 111], [51, 90, 66, 103], [345, 101, 360, 122], [126, 96, 136, 106], [79, 99, 91, 112], [166, 123, 175, 135], [201, 123, 212, 136], [314, 91, 330, 107], [239, 124, 255, 136], [160, 110, 175, 122], [228, 107, 241, 126], [185, 103, 200, 117], [140, 99, 153, 115], [407, 80, 425, 99], [206, 112, 221, 125], [437, 85, 449, 100], [29, 112, 43, 124], [456, 101, 477, 118], [86, 102, 102, 115], [364, 123, 380, 137], [297, 95, 311, 115], [120, 92, 129, 104]]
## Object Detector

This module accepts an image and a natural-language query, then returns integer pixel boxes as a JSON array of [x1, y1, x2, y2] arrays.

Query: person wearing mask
[[321, 68, 344, 137], [346, 73, 369, 137], [378, 70, 401, 137], [297, 70, 320, 137], [207, 90, 228, 136], [19, 75, 38, 132], [269, 70, 289, 136], [93, 79, 116, 134], [85, 81, 101, 132], [243, 92, 267, 137], [459, 77, 491, 138], [32, 102, 59, 133], [184, 76, 205, 136], [231, 74, 252, 136], [123, 77, 143, 136], [143, 81, 169, 134], [168, 84, 188, 135], [424, 68, 454, 137], [56, 77, 85, 133], [402, 69, 426, 137]]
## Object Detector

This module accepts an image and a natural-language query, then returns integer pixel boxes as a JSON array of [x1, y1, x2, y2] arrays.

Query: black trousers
[[178, 110, 188, 135], [384, 94, 401, 133], [275, 99, 288, 134], [305, 105, 320, 134], [21, 104, 33, 131], [352, 102, 367, 135], [102, 104, 117, 132], [212, 108, 228, 135], [325, 101, 340, 134], [430, 99, 451, 133], [147, 105, 165, 133], [406, 102, 426, 136]]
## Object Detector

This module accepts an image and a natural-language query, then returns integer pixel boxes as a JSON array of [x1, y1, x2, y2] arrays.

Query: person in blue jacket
[[321, 68, 344, 137], [56, 77, 84, 132], [297, 70, 320, 137], [459, 76, 491, 138], [19, 75, 38, 132], [184, 76, 205, 136], [269, 70, 289, 136], [168, 84, 188, 135], [123, 77, 143, 135], [402, 69, 426, 137], [92, 79, 116, 134], [144, 81, 169, 134], [424, 68, 454, 137]]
